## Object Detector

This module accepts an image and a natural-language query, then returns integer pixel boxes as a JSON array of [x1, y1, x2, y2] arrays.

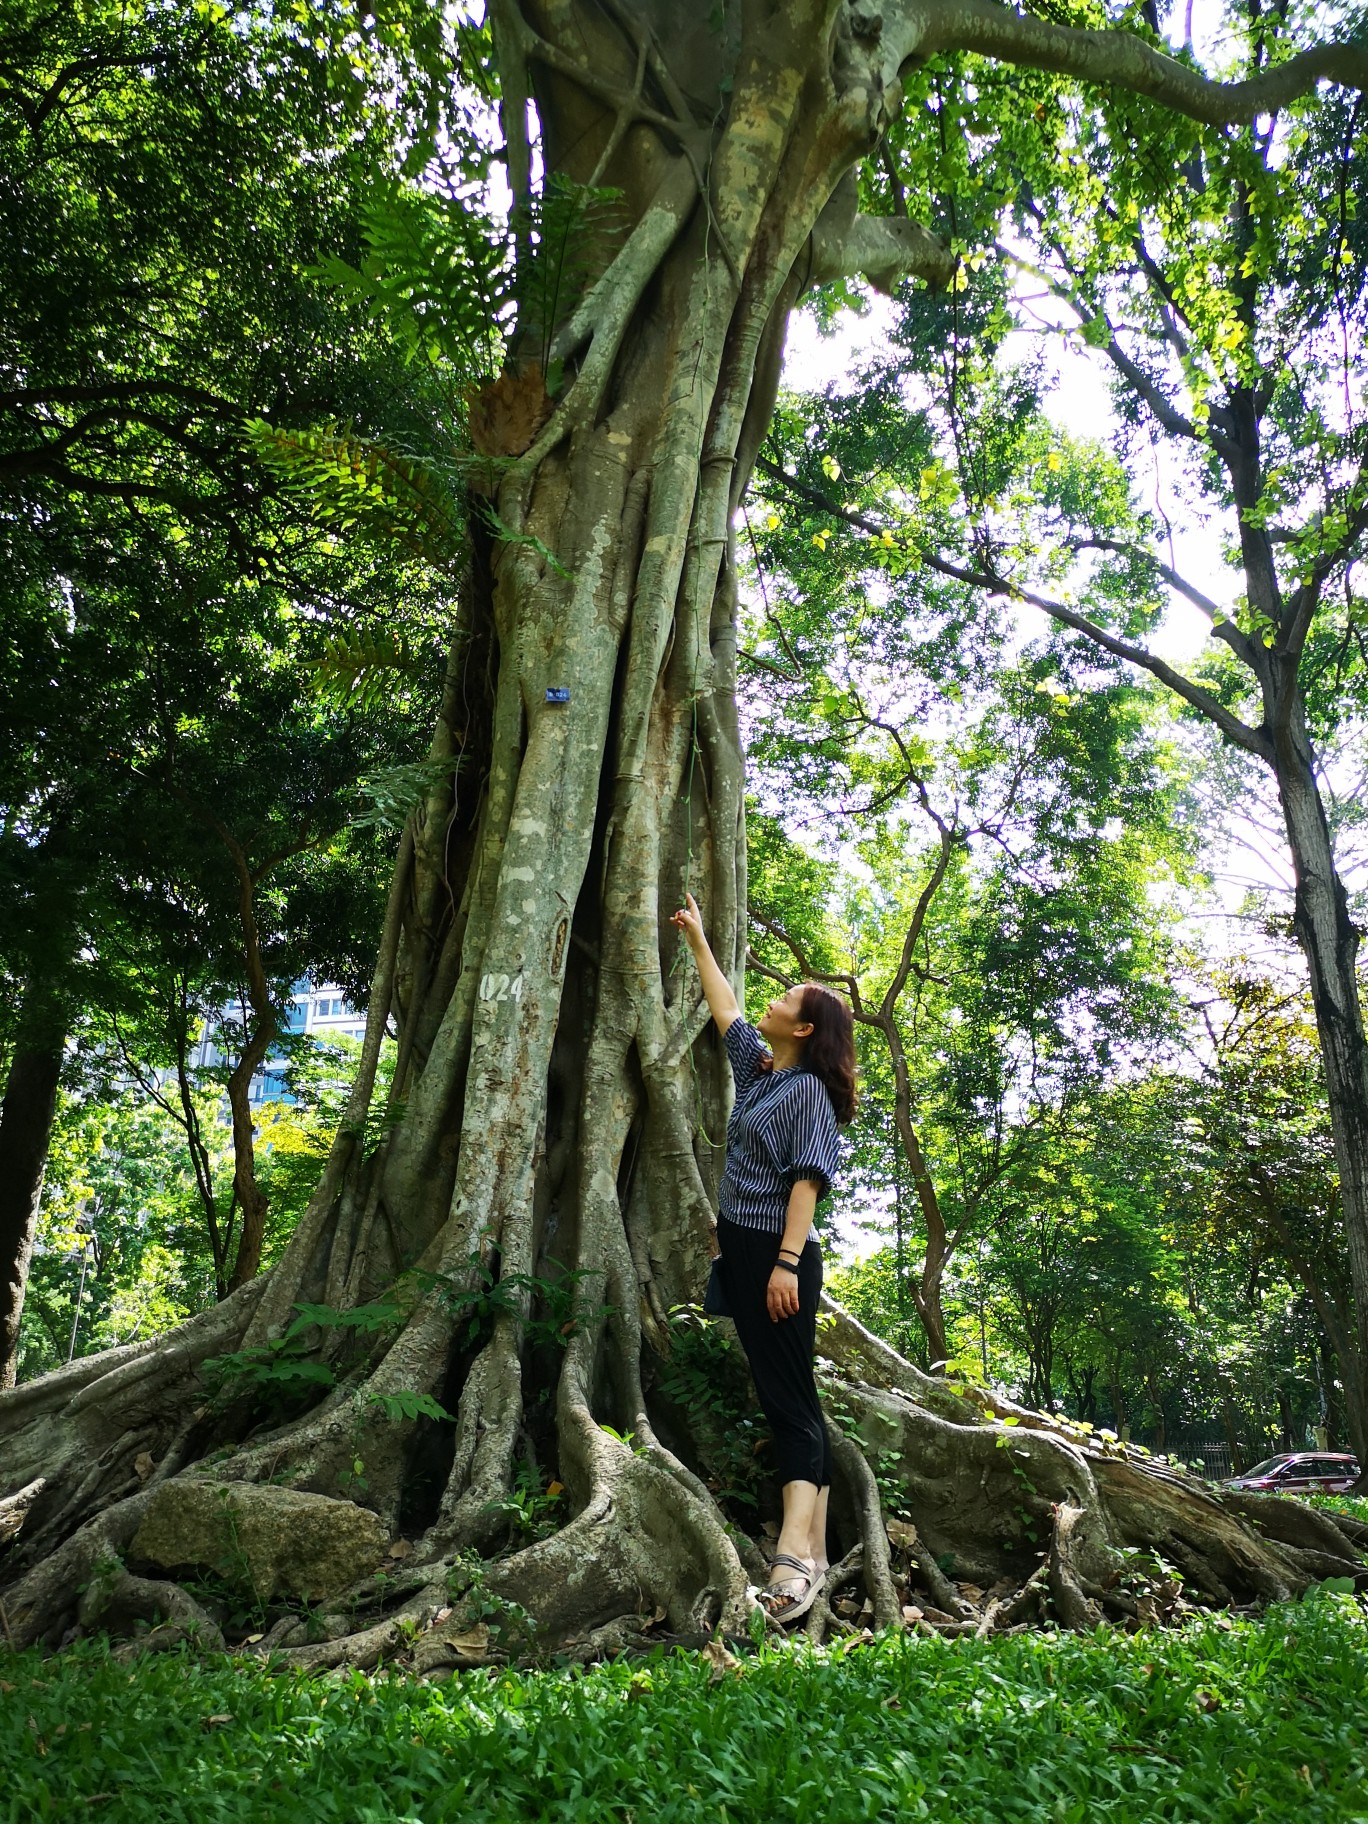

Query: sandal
[[757, 1553, 819, 1627]]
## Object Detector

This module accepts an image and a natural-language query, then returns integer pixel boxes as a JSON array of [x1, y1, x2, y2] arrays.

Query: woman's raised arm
[[672, 892, 741, 1034]]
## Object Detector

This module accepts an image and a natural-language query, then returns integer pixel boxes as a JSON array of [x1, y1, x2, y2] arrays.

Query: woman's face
[[758, 984, 812, 1044]]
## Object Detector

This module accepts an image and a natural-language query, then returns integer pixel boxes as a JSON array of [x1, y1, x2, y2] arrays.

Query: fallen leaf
[[886, 1518, 919, 1550], [243, 1633, 264, 1645], [201, 1715, 234, 1731], [901, 1605, 924, 1624], [546, 1481, 564, 1499], [701, 1638, 741, 1684], [433, 1607, 453, 1625], [444, 1624, 491, 1659], [387, 1539, 413, 1559], [957, 1582, 985, 1604]]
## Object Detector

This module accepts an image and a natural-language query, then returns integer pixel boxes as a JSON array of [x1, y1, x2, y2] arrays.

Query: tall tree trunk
[[0, 980, 66, 1389], [1270, 696, 1368, 1478], [223, 1014, 275, 1295]]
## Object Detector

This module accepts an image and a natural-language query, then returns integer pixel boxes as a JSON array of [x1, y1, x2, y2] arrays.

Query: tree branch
[[915, 0, 1368, 123], [747, 911, 865, 1017], [809, 175, 957, 292], [753, 455, 1274, 761], [1064, 533, 1261, 669]]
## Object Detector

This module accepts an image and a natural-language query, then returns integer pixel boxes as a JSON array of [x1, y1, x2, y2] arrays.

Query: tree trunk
[[0, 980, 66, 1389], [1270, 695, 1368, 1478], [891, 1043, 954, 1370], [223, 1014, 275, 1295], [2, 0, 1366, 1661]]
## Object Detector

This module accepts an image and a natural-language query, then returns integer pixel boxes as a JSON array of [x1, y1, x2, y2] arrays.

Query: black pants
[[717, 1217, 833, 1489]]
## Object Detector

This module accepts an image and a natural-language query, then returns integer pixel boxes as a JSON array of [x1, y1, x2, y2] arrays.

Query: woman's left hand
[[767, 1267, 800, 1323]]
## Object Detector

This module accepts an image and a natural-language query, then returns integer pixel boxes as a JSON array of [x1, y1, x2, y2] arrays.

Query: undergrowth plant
[[8, 1596, 1368, 1822], [656, 1308, 770, 1512]]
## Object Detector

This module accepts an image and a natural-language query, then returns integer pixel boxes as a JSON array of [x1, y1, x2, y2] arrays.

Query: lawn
[[4, 1592, 1367, 1823]]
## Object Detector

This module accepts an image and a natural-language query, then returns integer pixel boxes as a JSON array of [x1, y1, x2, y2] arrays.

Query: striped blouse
[[717, 1020, 843, 1236]]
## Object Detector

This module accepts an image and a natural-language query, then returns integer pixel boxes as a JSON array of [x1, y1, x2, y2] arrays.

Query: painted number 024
[[478, 973, 523, 1004]]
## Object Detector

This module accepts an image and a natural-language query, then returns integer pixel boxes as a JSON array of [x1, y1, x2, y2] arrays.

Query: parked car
[[1224, 1452, 1360, 1494]]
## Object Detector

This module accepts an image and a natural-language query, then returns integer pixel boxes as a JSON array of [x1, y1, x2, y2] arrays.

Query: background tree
[[743, 617, 1188, 1369], [0, 0, 451, 1377], [752, 11, 1368, 1466]]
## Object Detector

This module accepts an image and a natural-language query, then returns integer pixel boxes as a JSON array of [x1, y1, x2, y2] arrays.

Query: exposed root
[[79, 1567, 226, 1655], [1, 1489, 159, 1648], [0, 1477, 43, 1547], [1223, 1491, 1368, 1569], [8, 1255, 1367, 1666], [552, 1613, 660, 1665], [272, 1594, 443, 1675], [907, 1534, 976, 1622], [828, 1426, 901, 1630], [1048, 1503, 1104, 1631], [804, 1543, 863, 1644], [977, 1562, 1048, 1635]]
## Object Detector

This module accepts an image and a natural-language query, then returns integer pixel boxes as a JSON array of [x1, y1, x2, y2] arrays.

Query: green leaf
[[367, 1389, 455, 1423]]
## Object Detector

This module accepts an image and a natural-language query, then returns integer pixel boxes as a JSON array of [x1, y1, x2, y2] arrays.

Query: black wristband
[[773, 1257, 800, 1276]]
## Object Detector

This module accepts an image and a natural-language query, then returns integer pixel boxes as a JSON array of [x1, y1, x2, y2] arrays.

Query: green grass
[[1304, 1492, 1368, 1527], [4, 1596, 1368, 1822]]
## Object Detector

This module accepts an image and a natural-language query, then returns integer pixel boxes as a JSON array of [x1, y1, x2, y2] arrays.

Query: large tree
[[3, 0, 1368, 1663]]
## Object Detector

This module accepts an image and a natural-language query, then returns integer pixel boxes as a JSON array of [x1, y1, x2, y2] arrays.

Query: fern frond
[[308, 630, 427, 713], [312, 180, 510, 383], [353, 754, 463, 830], [512, 176, 625, 367], [248, 422, 466, 566]]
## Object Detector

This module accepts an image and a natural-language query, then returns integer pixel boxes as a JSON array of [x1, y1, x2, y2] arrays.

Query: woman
[[672, 891, 856, 1624]]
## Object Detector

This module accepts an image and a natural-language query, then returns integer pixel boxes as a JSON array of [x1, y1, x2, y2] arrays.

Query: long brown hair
[[798, 983, 857, 1125]]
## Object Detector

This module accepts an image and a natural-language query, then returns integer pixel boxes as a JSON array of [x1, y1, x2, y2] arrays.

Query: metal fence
[[1135, 1437, 1237, 1481]]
